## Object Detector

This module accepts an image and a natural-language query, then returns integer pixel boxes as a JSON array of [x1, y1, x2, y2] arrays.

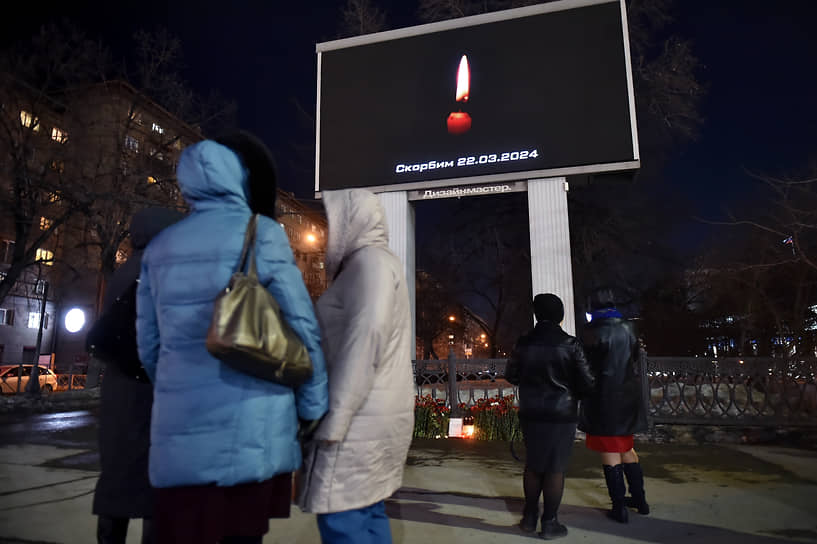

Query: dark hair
[[213, 130, 278, 218], [587, 286, 618, 312], [533, 293, 564, 323]]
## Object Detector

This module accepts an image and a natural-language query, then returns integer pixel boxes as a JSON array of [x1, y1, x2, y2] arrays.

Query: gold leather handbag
[[206, 214, 313, 387]]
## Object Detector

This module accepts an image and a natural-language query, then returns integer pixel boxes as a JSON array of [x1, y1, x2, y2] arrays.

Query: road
[[0, 409, 97, 446]]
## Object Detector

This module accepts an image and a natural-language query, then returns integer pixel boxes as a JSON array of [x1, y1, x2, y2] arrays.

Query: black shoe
[[539, 518, 568, 540]]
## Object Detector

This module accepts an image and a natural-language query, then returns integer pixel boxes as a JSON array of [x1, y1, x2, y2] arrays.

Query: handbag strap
[[236, 214, 259, 279]]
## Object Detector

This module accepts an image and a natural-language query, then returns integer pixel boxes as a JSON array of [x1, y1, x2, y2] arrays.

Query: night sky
[[4, 1, 817, 251]]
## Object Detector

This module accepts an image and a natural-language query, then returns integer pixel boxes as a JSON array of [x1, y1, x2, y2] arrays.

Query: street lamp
[[64, 308, 86, 333]]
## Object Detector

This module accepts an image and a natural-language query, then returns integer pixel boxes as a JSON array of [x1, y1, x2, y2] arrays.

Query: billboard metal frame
[[315, 0, 639, 195]]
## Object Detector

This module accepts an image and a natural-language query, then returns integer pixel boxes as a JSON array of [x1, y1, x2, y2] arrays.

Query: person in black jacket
[[506, 293, 595, 539], [578, 287, 649, 524], [91, 207, 184, 544]]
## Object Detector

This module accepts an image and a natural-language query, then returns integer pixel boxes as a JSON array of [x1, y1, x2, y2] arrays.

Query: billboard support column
[[377, 191, 416, 359], [528, 177, 575, 335]]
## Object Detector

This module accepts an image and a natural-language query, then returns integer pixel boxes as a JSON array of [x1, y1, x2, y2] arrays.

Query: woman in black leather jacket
[[578, 288, 649, 524], [506, 293, 595, 539]]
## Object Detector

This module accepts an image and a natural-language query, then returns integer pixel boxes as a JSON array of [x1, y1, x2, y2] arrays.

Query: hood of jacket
[[176, 140, 250, 212], [323, 189, 389, 279]]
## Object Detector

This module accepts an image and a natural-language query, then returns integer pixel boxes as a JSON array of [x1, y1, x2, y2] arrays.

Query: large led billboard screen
[[315, 0, 639, 193]]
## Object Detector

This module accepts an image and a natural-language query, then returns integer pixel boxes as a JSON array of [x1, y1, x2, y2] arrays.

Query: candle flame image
[[447, 54, 472, 135], [455, 55, 470, 102]]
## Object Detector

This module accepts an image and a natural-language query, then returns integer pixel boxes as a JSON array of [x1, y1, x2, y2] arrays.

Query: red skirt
[[155, 472, 291, 544], [586, 434, 634, 453]]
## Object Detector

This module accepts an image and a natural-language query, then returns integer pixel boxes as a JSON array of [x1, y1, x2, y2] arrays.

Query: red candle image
[[447, 55, 471, 135]]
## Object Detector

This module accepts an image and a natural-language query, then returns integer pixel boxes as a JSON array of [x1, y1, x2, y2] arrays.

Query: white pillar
[[377, 190, 416, 358], [527, 177, 576, 335]]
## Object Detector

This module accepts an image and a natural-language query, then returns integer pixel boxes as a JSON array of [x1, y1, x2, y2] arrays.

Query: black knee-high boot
[[602, 465, 628, 523], [97, 516, 129, 544], [140, 518, 156, 544], [623, 462, 650, 514]]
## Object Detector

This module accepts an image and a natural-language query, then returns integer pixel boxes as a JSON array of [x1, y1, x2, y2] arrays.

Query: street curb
[[0, 388, 100, 414]]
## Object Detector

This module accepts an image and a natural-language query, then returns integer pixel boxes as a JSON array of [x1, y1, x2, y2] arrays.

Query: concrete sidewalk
[[1, 438, 816, 543]]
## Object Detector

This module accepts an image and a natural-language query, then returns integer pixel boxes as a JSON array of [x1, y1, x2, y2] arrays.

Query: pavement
[[1, 414, 817, 543]]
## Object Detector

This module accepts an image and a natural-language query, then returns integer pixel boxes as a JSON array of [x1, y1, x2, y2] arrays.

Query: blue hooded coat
[[136, 140, 328, 488]]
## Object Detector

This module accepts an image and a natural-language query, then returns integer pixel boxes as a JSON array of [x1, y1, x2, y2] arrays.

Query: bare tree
[[339, 0, 388, 38], [0, 23, 235, 308], [0, 22, 103, 305], [424, 195, 532, 356], [695, 170, 817, 356], [416, 269, 463, 359]]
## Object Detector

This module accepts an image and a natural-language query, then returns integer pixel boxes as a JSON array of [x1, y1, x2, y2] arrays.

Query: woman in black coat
[[578, 288, 649, 524], [91, 207, 183, 544], [506, 293, 595, 539]]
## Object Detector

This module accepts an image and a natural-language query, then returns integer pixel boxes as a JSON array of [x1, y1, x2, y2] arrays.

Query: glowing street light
[[64, 308, 86, 333], [448, 315, 456, 322], [305, 233, 317, 244]]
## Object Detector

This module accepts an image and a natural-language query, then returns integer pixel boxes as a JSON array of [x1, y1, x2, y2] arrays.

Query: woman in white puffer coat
[[298, 188, 414, 544]]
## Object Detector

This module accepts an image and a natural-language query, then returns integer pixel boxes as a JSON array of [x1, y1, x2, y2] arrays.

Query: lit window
[[152, 122, 164, 134], [147, 176, 157, 184], [2, 240, 15, 264], [50, 160, 65, 173], [48, 191, 61, 203], [39, 217, 52, 230], [125, 135, 140, 152], [20, 111, 40, 131], [0, 308, 13, 325], [35, 248, 54, 265], [28, 312, 41, 329], [51, 127, 68, 144]]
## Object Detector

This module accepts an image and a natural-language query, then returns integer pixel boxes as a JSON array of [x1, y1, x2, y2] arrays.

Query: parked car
[[0, 365, 59, 394]]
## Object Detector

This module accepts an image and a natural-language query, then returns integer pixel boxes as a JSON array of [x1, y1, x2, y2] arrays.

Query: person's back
[[298, 189, 414, 543], [504, 293, 594, 539], [510, 321, 593, 422], [137, 137, 328, 543], [580, 316, 644, 436], [577, 291, 649, 525]]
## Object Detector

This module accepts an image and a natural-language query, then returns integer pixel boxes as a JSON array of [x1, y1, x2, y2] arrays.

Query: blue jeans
[[316, 501, 392, 544]]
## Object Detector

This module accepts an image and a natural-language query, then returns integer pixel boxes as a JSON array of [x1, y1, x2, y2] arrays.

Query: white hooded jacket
[[298, 189, 415, 514]]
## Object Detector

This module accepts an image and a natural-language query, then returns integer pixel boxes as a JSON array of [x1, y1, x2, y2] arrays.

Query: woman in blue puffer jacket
[[136, 131, 328, 544]]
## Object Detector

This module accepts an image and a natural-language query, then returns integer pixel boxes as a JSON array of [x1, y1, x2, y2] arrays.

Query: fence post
[[16, 362, 23, 393], [68, 364, 75, 391], [447, 348, 458, 415]]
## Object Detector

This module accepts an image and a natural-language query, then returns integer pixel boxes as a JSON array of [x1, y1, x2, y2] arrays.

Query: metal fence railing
[[646, 357, 817, 426], [413, 355, 817, 427]]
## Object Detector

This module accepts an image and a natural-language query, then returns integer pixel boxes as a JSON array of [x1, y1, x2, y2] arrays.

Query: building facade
[[1, 77, 327, 373]]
